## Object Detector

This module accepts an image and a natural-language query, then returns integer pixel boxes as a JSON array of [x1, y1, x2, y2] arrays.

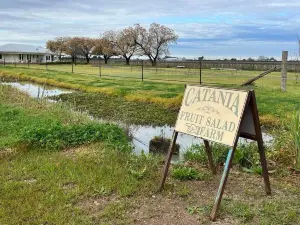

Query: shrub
[[39, 62, 88, 65], [39, 62, 72, 65], [20, 122, 130, 151], [184, 143, 229, 166], [171, 166, 206, 180], [184, 142, 261, 171]]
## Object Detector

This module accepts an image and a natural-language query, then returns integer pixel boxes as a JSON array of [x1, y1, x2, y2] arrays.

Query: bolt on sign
[[159, 85, 272, 221]]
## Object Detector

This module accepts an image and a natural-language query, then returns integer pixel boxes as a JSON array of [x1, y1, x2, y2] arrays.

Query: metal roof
[[0, 44, 53, 54]]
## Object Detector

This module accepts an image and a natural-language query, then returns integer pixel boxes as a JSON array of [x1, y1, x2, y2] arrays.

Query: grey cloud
[[1, 0, 300, 57]]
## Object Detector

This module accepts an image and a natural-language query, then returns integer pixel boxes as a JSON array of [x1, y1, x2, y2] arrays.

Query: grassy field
[[1, 86, 300, 224], [1, 63, 299, 89]]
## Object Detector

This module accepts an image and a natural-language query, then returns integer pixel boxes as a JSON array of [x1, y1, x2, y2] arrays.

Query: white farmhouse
[[0, 44, 54, 63]]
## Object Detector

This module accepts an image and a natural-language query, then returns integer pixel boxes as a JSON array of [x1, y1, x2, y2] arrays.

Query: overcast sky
[[1, 0, 300, 59]]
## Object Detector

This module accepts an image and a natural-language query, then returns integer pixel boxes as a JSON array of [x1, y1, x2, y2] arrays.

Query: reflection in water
[[128, 125, 274, 162], [1, 82, 72, 98]]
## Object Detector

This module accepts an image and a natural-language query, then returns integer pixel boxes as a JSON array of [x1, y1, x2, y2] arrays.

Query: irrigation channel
[[1, 82, 274, 162]]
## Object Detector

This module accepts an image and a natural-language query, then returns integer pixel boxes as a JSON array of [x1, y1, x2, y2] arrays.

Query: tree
[[92, 36, 116, 64], [77, 37, 95, 63], [46, 37, 67, 61], [108, 28, 138, 65], [64, 37, 81, 64], [132, 23, 178, 66], [258, 56, 269, 61]]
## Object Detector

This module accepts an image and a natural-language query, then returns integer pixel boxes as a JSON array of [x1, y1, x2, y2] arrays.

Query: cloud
[[1, 0, 300, 58]]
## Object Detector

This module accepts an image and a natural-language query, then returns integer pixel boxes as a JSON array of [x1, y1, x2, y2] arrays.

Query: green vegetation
[[220, 197, 300, 224], [292, 111, 300, 168], [22, 122, 129, 151], [0, 85, 162, 224], [184, 143, 263, 173], [0, 85, 128, 150], [0, 66, 299, 127], [1, 66, 300, 224], [171, 166, 208, 180], [52, 92, 178, 126]]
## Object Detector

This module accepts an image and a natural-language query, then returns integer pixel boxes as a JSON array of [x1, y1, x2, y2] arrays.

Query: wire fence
[[0, 59, 299, 87]]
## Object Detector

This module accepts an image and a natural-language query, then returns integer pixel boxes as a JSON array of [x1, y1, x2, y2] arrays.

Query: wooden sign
[[159, 85, 271, 221], [175, 86, 248, 146]]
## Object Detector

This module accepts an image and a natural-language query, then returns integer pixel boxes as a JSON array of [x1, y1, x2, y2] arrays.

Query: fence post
[[281, 51, 288, 91], [99, 64, 101, 78], [199, 59, 202, 84], [141, 60, 144, 81], [98, 59, 101, 77], [72, 63, 74, 73]]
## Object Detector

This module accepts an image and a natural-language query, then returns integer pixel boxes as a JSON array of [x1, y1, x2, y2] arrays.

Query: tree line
[[46, 23, 178, 66]]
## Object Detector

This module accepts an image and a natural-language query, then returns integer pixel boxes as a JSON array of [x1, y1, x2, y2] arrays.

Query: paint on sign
[[175, 85, 249, 146]]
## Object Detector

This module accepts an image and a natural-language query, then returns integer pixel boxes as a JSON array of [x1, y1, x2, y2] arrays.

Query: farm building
[[0, 44, 54, 63]]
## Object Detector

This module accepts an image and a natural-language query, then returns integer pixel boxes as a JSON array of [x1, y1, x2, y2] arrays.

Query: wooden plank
[[204, 140, 216, 174], [159, 131, 178, 191], [210, 143, 238, 221], [281, 51, 288, 91], [250, 91, 271, 195], [241, 67, 279, 86]]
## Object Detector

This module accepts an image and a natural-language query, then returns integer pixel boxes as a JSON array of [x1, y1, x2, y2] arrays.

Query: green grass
[[292, 111, 300, 168], [0, 85, 162, 224], [171, 166, 208, 180], [0, 85, 128, 150], [52, 92, 178, 126], [0, 66, 299, 128], [2, 63, 299, 91], [0, 143, 164, 224], [1, 84, 300, 224], [219, 197, 300, 224]]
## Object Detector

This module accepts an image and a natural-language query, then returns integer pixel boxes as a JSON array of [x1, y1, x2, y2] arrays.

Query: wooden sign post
[[159, 85, 271, 221]]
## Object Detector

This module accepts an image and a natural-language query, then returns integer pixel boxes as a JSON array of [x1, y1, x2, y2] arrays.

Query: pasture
[[1, 63, 299, 92], [0, 65, 299, 126]]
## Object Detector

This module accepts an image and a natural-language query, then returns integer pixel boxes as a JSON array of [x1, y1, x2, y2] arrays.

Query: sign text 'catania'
[[175, 86, 249, 146]]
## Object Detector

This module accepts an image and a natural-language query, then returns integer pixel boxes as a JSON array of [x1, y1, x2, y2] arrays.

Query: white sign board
[[175, 85, 249, 146]]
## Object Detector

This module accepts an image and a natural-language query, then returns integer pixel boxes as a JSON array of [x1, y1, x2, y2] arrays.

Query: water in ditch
[[1, 81, 72, 99]]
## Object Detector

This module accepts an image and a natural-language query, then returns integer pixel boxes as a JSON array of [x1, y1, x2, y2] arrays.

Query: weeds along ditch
[[0, 87, 164, 224], [2, 81, 295, 175], [1, 72, 300, 224], [0, 84, 131, 152], [0, 72, 299, 171]]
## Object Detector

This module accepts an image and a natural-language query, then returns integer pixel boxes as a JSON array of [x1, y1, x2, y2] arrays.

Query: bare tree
[[132, 23, 178, 66], [93, 34, 117, 64], [92, 38, 103, 60], [77, 37, 95, 63], [46, 37, 67, 61], [109, 28, 137, 65], [64, 37, 81, 64]]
